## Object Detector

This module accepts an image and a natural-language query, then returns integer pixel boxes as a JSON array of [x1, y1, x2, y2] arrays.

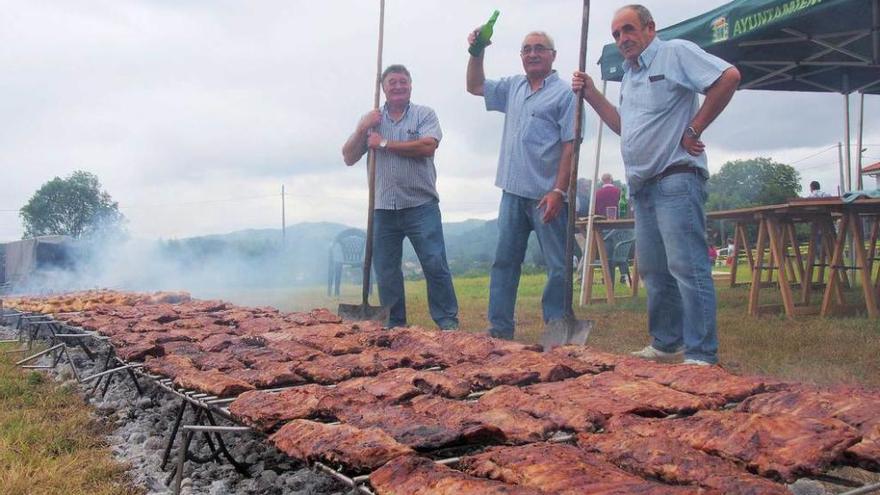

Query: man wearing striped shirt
[[342, 64, 459, 330], [467, 30, 577, 340]]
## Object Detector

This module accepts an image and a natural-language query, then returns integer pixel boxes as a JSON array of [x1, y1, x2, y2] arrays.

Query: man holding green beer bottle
[[466, 23, 578, 340]]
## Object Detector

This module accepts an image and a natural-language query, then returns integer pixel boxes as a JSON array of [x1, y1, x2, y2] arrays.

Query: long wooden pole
[[360, 0, 384, 306], [580, 80, 607, 306], [564, 0, 590, 315]]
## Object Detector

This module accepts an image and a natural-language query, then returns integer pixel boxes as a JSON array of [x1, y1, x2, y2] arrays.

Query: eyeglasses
[[521, 44, 555, 56]]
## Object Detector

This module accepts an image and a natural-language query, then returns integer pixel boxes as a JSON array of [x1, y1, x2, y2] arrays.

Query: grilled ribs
[[173, 369, 255, 397], [460, 443, 695, 494], [409, 395, 555, 444], [269, 419, 412, 472], [615, 359, 768, 402], [229, 384, 333, 432], [577, 430, 790, 494], [607, 411, 861, 482], [370, 454, 543, 495], [478, 385, 604, 432], [737, 386, 880, 467]]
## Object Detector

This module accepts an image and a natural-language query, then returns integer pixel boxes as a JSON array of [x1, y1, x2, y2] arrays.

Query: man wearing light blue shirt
[[467, 30, 577, 340], [573, 4, 740, 365]]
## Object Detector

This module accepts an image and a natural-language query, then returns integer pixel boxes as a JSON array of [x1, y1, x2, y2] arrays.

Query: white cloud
[[0, 0, 875, 241]]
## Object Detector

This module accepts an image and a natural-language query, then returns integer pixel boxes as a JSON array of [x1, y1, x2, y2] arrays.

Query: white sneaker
[[683, 358, 712, 366], [630, 345, 684, 362]]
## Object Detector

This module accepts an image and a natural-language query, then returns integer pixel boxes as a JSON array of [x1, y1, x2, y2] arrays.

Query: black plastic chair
[[327, 228, 370, 297]]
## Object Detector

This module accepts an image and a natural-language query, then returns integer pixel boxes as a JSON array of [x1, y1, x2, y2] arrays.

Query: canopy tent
[[580, 0, 880, 305], [598, 0, 880, 94]]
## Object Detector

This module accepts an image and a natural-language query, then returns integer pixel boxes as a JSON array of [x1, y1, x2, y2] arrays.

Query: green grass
[[240, 273, 880, 388], [0, 344, 139, 495]]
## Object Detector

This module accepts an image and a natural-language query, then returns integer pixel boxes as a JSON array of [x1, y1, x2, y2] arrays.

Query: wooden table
[[794, 198, 880, 318], [575, 200, 879, 318], [711, 199, 879, 318], [576, 217, 640, 306]]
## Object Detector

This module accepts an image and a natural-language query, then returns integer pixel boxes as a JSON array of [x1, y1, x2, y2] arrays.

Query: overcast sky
[[1, 0, 876, 242]]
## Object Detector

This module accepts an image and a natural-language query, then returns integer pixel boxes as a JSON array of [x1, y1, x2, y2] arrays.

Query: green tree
[[707, 157, 802, 211], [20, 171, 125, 239]]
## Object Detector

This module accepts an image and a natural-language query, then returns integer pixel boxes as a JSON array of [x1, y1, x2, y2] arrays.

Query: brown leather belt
[[654, 164, 700, 181]]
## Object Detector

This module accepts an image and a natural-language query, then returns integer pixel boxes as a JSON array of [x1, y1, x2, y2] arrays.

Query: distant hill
[[161, 218, 545, 286]]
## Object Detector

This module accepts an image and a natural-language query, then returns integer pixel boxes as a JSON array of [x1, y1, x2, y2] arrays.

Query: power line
[[787, 145, 837, 165]]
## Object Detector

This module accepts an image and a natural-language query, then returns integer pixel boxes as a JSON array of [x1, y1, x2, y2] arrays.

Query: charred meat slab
[[577, 429, 790, 494], [173, 369, 255, 397], [370, 454, 543, 495], [229, 384, 334, 432], [606, 411, 861, 482], [269, 419, 412, 472], [459, 443, 695, 494]]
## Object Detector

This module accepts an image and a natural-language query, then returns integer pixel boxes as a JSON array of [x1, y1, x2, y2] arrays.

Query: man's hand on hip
[[680, 132, 705, 157], [538, 191, 564, 223]]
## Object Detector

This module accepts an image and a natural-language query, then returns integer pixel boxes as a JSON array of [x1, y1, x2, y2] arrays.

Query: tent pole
[[857, 92, 865, 190], [874, 0, 880, 63], [579, 79, 608, 307], [844, 92, 852, 192], [838, 142, 845, 196]]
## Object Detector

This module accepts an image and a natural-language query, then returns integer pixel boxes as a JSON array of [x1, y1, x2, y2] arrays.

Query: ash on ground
[[2, 326, 349, 495]]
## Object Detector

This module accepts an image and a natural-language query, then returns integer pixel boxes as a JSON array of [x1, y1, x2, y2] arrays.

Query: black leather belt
[[654, 164, 700, 181]]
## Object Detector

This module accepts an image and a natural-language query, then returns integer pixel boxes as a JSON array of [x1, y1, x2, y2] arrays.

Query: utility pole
[[838, 142, 845, 196], [281, 185, 286, 244], [844, 92, 852, 192], [857, 92, 865, 190]]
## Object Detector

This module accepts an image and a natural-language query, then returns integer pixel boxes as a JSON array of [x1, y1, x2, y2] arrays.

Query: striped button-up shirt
[[484, 71, 577, 200], [373, 102, 442, 210], [619, 38, 731, 192]]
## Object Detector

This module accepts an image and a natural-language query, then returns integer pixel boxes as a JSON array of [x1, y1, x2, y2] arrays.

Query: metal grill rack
[[2, 308, 879, 495]]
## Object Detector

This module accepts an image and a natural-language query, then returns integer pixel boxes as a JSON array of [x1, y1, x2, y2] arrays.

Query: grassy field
[[222, 272, 880, 388], [0, 344, 139, 495]]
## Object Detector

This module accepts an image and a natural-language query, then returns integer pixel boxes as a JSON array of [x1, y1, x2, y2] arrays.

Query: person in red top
[[594, 173, 622, 217]]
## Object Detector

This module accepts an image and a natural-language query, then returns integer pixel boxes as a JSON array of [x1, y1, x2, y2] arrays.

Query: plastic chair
[[603, 229, 636, 287], [327, 228, 370, 297]]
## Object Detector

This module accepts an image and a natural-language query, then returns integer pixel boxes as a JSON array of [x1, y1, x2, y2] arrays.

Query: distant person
[[595, 173, 622, 218], [808, 180, 831, 198], [573, 4, 741, 365], [467, 29, 578, 340], [708, 244, 718, 267], [576, 178, 592, 217], [342, 64, 459, 330]]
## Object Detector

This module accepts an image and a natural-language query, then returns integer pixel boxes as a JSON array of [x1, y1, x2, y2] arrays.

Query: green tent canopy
[[598, 0, 880, 94]]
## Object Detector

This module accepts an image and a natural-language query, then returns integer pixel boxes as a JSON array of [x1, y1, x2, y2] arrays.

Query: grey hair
[[601, 173, 613, 183], [523, 31, 555, 50], [381, 64, 411, 82], [617, 4, 654, 27]]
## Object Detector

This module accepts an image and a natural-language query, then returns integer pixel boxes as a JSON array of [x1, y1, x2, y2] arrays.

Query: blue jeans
[[633, 172, 718, 363], [488, 191, 567, 339], [373, 201, 459, 329]]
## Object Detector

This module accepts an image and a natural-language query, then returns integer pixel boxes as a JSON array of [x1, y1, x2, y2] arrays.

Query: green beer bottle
[[469, 10, 500, 57], [618, 186, 628, 218]]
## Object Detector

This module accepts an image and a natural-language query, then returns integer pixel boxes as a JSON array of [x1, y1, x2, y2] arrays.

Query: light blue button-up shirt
[[484, 71, 577, 200], [619, 38, 731, 192]]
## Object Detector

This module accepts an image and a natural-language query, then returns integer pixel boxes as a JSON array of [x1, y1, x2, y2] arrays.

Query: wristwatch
[[379, 139, 389, 149], [685, 126, 700, 139], [552, 187, 567, 200]]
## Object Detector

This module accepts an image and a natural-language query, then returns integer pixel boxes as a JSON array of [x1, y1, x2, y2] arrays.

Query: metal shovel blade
[[337, 302, 389, 324], [541, 316, 593, 351]]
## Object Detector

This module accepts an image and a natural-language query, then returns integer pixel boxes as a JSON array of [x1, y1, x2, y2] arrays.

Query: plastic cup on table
[[606, 206, 618, 220]]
